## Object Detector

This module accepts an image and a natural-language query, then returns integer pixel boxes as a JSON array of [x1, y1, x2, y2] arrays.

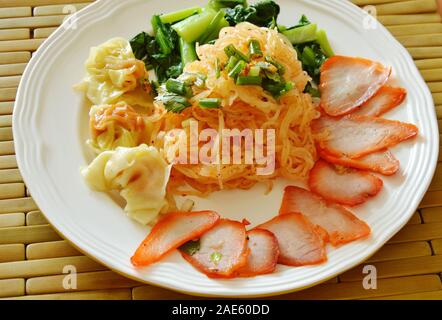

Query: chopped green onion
[[224, 44, 250, 62], [162, 94, 191, 113], [179, 38, 198, 66], [165, 78, 193, 97], [160, 6, 202, 24], [237, 75, 262, 85], [199, 10, 225, 44], [210, 251, 223, 265], [283, 23, 318, 44], [265, 56, 285, 75], [199, 98, 222, 108], [228, 60, 246, 78], [316, 29, 334, 57], [226, 55, 239, 71], [248, 39, 262, 58], [263, 80, 293, 98], [172, 9, 218, 43], [248, 65, 261, 77]]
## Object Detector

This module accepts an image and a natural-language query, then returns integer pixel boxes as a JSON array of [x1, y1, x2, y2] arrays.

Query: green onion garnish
[[199, 98, 222, 108], [215, 58, 221, 79], [248, 39, 262, 58], [210, 251, 223, 265], [248, 66, 261, 77], [265, 56, 285, 75], [226, 55, 239, 72], [162, 94, 191, 113], [165, 78, 193, 97], [228, 60, 247, 79], [224, 44, 250, 62], [236, 75, 262, 86]]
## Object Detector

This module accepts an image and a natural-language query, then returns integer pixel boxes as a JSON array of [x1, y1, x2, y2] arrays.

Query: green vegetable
[[226, 55, 239, 71], [210, 252, 223, 265], [172, 9, 218, 43], [151, 15, 174, 55], [160, 6, 202, 24], [262, 79, 293, 98], [283, 23, 318, 44], [294, 42, 327, 83], [199, 10, 226, 44], [248, 39, 262, 58], [160, 94, 192, 113], [224, 0, 280, 28], [248, 65, 261, 77], [204, 17, 229, 43], [199, 98, 222, 108], [208, 0, 247, 10], [265, 56, 285, 75], [130, 30, 182, 83], [179, 240, 201, 255], [179, 38, 197, 67], [224, 44, 250, 62], [316, 29, 334, 57], [165, 78, 193, 97], [215, 58, 221, 78], [237, 75, 262, 85], [228, 60, 247, 78]]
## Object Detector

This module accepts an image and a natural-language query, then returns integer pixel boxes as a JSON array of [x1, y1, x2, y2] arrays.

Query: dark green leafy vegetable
[[179, 240, 201, 256], [208, 0, 247, 10], [225, 0, 280, 28], [262, 79, 293, 98], [160, 6, 202, 24], [199, 10, 226, 44], [294, 42, 327, 83]]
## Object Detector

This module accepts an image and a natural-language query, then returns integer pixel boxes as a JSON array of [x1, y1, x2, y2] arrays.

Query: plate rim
[[12, 0, 440, 297]]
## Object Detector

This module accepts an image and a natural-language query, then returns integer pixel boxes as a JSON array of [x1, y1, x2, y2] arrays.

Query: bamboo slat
[[0, 88, 17, 101], [33, 3, 91, 16], [420, 191, 442, 208], [0, 63, 26, 76], [274, 275, 442, 300], [26, 270, 139, 295], [408, 47, 442, 59], [0, 8, 31, 19], [0, 256, 106, 280], [0, 141, 14, 155], [0, 279, 24, 298], [0, 244, 25, 262], [398, 34, 442, 47], [434, 92, 442, 104], [388, 222, 442, 243], [0, 52, 30, 64], [364, 290, 442, 300], [0, 169, 22, 183], [429, 164, 442, 191], [366, 241, 431, 263], [422, 207, 442, 223], [26, 240, 80, 260], [352, 0, 405, 5], [0, 183, 25, 199], [33, 27, 56, 39], [6, 288, 132, 300], [0, 155, 17, 169], [378, 13, 441, 25], [340, 255, 442, 282], [0, 1, 94, 8], [407, 212, 422, 224], [0, 76, 21, 88], [375, 0, 438, 15], [25, 210, 48, 226], [0, 115, 12, 127], [0, 225, 60, 244], [436, 105, 442, 119], [428, 82, 442, 93], [422, 69, 442, 82], [387, 23, 442, 36], [0, 38, 45, 52], [0, 29, 29, 41], [0, 15, 65, 29], [431, 239, 442, 254], [415, 58, 442, 70], [0, 212, 25, 228]]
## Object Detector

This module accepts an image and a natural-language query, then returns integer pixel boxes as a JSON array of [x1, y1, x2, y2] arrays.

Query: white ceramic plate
[[13, 0, 439, 297]]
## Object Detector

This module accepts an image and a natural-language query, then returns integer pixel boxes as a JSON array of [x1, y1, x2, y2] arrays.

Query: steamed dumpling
[[76, 37, 151, 106], [88, 102, 151, 153], [82, 144, 171, 225]]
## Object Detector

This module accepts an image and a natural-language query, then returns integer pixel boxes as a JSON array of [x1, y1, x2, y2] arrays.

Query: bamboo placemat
[[0, 0, 441, 300]]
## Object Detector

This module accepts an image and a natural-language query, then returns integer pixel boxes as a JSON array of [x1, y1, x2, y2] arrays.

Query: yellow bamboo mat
[[0, 0, 441, 300]]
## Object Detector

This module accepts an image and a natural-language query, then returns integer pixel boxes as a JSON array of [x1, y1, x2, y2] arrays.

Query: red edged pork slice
[[279, 186, 371, 246], [131, 211, 220, 267], [308, 159, 383, 206], [320, 56, 391, 116], [312, 115, 418, 159], [236, 229, 279, 277], [256, 213, 327, 266], [353, 86, 407, 117], [319, 148, 399, 176], [180, 219, 248, 278]]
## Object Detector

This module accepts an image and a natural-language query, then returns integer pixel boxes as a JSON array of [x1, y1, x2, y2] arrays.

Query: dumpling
[[88, 102, 151, 153], [76, 37, 151, 107], [82, 144, 172, 225]]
